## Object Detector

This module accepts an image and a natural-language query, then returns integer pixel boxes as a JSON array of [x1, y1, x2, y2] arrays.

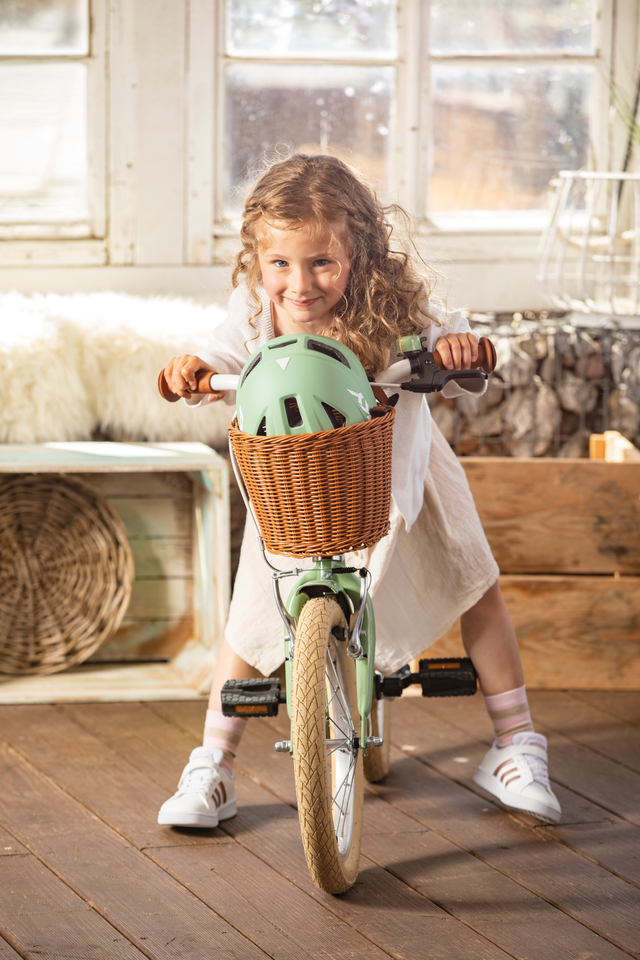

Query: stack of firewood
[[431, 313, 640, 458]]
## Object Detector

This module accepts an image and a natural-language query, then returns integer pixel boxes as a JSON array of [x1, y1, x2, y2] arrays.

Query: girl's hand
[[435, 332, 479, 371], [163, 355, 226, 402]]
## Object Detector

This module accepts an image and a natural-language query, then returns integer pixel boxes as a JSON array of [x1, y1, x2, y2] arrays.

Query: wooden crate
[[424, 458, 640, 690], [0, 442, 229, 703], [81, 471, 198, 663]]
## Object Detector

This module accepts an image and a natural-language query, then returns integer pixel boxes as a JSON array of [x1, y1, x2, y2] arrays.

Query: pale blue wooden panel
[[0, 441, 224, 473]]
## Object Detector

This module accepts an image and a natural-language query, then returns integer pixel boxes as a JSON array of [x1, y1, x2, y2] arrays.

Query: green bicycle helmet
[[236, 334, 377, 436]]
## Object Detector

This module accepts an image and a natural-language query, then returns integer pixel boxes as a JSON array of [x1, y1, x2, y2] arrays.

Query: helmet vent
[[240, 352, 262, 386], [284, 397, 303, 428], [307, 339, 351, 367], [256, 417, 267, 436], [268, 339, 297, 350], [321, 403, 346, 429]]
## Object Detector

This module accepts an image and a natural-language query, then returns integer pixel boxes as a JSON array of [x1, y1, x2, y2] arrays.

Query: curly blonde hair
[[231, 154, 441, 375]]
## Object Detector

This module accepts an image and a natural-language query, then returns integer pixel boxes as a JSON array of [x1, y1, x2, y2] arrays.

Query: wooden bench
[[0, 442, 229, 703], [426, 458, 640, 690]]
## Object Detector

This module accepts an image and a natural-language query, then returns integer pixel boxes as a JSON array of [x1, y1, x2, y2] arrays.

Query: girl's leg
[[209, 637, 263, 705], [460, 579, 523, 696], [461, 579, 533, 745], [159, 517, 284, 828], [157, 640, 259, 829], [461, 579, 561, 823], [202, 639, 262, 772]]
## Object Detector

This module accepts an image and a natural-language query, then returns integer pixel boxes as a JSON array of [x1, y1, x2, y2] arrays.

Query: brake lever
[[400, 351, 489, 394]]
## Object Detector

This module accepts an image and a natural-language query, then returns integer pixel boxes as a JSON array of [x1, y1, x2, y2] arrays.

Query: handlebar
[[433, 336, 496, 376], [157, 369, 238, 402], [376, 335, 495, 395], [157, 335, 496, 402]]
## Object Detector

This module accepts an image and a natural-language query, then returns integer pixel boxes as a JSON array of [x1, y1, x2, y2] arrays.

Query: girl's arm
[[165, 283, 272, 407], [192, 282, 273, 385]]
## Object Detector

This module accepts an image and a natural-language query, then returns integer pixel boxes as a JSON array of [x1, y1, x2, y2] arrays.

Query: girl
[[159, 154, 560, 829]]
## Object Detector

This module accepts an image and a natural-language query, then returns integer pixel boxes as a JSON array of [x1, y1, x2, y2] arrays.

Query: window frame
[[0, 0, 106, 245], [212, 0, 401, 240], [213, 0, 619, 252], [424, 0, 612, 234], [0, 0, 630, 272]]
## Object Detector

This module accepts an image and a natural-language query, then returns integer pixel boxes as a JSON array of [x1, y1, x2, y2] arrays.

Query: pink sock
[[483, 685, 534, 748], [203, 709, 246, 774]]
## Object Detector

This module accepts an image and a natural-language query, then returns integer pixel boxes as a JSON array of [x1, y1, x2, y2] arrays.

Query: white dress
[[194, 281, 500, 676]]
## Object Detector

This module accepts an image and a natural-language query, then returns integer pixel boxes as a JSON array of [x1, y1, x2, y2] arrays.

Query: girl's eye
[[314, 259, 331, 267], [273, 259, 288, 267]]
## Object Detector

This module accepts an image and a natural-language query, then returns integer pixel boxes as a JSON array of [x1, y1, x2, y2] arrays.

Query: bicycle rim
[[291, 595, 363, 894]]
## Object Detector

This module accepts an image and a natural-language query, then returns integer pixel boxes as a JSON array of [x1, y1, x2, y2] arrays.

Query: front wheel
[[291, 596, 364, 894]]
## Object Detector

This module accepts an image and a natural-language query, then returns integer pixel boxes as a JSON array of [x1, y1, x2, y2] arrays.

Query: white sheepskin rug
[[0, 291, 233, 447]]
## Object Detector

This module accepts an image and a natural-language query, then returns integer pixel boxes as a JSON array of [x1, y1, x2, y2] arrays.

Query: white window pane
[[226, 0, 397, 59], [429, 67, 593, 214], [430, 0, 594, 55], [225, 64, 394, 215], [0, 63, 87, 223], [0, 0, 89, 55]]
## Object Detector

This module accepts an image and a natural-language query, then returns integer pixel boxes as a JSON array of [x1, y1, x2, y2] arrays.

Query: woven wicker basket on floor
[[229, 409, 395, 558], [0, 474, 134, 676]]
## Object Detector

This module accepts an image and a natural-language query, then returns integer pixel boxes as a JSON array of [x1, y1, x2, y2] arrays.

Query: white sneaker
[[158, 747, 237, 828], [473, 732, 562, 824]]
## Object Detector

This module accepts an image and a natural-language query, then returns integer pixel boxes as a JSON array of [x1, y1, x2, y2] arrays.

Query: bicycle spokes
[[325, 645, 358, 853]]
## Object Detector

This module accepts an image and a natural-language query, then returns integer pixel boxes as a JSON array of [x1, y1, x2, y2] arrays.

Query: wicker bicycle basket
[[0, 474, 134, 676], [229, 408, 395, 558]]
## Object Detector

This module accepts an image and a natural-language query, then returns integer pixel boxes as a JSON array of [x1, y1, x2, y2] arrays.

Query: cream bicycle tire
[[363, 694, 391, 783], [291, 596, 364, 894]]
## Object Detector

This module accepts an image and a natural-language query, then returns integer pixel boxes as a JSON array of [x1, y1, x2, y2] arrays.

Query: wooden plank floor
[[0, 692, 638, 960]]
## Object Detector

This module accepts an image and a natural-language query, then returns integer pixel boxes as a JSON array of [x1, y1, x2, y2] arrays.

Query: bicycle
[[159, 332, 495, 894]]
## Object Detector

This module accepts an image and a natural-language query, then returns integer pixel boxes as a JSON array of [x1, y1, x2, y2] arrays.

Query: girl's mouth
[[288, 297, 319, 307]]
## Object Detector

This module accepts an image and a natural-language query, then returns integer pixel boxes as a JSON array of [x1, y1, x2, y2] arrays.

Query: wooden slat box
[[425, 458, 640, 690], [0, 442, 229, 704]]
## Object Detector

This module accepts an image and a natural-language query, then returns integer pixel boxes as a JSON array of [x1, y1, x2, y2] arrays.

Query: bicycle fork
[[221, 557, 479, 748]]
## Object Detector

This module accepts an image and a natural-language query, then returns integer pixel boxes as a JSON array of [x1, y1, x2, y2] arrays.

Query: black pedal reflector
[[221, 677, 283, 717], [418, 657, 477, 697]]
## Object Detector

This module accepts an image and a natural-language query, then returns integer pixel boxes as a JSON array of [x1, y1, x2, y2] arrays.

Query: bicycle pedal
[[221, 677, 285, 717], [418, 658, 477, 697]]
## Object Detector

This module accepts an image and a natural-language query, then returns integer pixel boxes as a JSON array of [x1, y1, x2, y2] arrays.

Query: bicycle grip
[[157, 369, 227, 403], [432, 335, 496, 374]]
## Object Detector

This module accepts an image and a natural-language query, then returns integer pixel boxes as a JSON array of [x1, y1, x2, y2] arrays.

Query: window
[[220, 1, 397, 217], [429, 0, 600, 229], [0, 0, 627, 271], [0, 0, 103, 239], [218, 0, 607, 233]]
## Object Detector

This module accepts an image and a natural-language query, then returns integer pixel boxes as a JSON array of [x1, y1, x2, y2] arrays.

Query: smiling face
[[257, 221, 350, 337]]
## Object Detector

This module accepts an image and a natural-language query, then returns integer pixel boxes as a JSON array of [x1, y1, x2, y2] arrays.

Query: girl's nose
[[290, 266, 312, 294]]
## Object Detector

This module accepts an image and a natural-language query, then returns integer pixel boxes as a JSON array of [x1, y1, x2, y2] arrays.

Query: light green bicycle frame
[[281, 557, 375, 749]]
